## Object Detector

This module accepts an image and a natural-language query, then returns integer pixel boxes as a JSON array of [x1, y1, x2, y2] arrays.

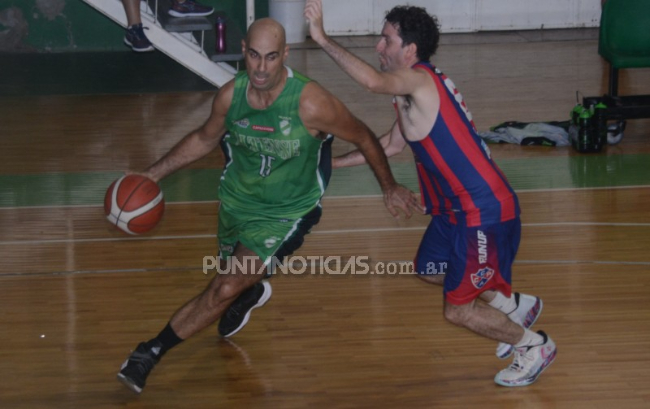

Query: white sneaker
[[494, 330, 556, 387], [496, 293, 543, 359]]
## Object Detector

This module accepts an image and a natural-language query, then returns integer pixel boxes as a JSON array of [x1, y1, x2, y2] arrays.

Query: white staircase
[[81, 0, 250, 87]]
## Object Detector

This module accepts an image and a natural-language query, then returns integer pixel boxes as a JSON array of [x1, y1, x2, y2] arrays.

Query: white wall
[[322, 0, 602, 35]]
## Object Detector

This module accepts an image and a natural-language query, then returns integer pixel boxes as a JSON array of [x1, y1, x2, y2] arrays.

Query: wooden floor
[[1, 29, 650, 408]]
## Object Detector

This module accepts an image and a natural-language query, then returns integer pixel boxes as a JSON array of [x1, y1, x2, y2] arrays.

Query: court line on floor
[[1, 184, 649, 210], [1, 221, 649, 246], [2, 258, 650, 278]]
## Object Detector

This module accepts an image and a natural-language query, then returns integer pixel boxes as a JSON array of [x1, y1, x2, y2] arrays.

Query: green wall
[[0, 0, 268, 52]]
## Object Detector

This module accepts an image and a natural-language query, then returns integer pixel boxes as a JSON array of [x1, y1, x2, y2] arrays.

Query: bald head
[[242, 18, 290, 92], [246, 18, 286, 50]]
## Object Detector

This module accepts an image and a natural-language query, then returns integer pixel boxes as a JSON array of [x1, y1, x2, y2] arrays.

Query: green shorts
[[217, 204, 322, 265]]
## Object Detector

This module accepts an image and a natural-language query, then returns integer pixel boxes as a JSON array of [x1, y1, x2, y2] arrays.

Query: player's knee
[[443, 303, 470, 327], [205, 278, 246, 309]]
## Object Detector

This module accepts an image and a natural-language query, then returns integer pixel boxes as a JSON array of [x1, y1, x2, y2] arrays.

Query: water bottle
[[593, 102, 607, 150], [215, 17, 227, 54], [568, 104, 584, 148], [571, 104, 584, 126], [572, 108, 593, 152]]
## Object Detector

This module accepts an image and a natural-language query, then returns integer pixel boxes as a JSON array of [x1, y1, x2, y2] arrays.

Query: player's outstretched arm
[[333, 120, 408, 169], [300, 82, 423, 218], [143, 81, 234, 182], [304, 0, 423, 97]]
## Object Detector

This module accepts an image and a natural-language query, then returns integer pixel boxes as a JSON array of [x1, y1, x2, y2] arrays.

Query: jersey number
[[259, 154, 276, 177]]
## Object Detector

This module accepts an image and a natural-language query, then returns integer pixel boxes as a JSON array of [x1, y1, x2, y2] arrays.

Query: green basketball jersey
[[219, 67, 332, 219]]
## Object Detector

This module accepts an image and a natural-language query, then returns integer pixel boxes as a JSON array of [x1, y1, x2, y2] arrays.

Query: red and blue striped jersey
[[403, 62, 520, 227]]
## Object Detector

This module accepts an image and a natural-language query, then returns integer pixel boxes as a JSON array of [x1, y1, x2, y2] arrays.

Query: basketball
[[104, 174, 165, 235]]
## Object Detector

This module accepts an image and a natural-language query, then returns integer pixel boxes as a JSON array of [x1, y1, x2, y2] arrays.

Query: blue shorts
[[414, 214, 521, 305]]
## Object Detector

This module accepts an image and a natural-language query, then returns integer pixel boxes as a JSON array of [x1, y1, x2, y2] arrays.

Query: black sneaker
[[117, 340, 162, 393], [124, 23, 154, 53], [168, 0, 214, 17], [218, 280, 272, 337]]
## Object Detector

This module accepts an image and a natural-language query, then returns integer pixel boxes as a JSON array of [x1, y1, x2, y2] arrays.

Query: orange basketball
[[104, 174, 165, 235]]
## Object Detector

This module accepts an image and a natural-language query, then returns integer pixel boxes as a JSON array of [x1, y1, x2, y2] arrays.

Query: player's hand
[[304, 0, 327, 44], [383, 184, 425, 219]]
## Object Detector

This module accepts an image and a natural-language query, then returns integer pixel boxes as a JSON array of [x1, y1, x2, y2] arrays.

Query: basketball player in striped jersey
[[305, 1, 556, 387]]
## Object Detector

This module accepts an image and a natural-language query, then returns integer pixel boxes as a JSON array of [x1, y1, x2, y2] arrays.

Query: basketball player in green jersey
[[117, 17, 423, 393]]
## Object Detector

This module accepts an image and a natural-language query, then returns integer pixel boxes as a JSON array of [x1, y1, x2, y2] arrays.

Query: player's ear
[[405, 42, 418, 60]]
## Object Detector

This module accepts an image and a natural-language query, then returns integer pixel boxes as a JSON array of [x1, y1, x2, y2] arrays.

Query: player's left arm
[[300, 82, 423, 218], [334, 120, 408, 169], [305, 0, 426, 97]]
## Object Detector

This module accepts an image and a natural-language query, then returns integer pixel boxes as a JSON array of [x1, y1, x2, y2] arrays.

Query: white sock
[[488, 291, 518, 315], [514, 329, 544, 348]]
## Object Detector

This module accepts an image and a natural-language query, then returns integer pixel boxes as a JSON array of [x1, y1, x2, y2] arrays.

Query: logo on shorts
[[264, 236, 282, 248], [219, 243, 234, 254], [477, 230, 488, 264], [471, 267, 494, 289]]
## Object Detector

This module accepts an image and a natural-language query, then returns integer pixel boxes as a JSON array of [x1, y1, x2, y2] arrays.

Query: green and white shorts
[[217, 203, 323, 265]]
